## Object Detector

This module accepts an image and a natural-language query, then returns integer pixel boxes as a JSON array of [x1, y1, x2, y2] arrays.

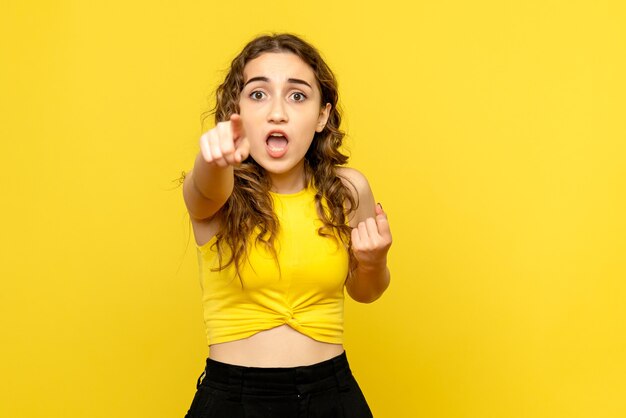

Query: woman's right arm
[[183, 114, 249, 220]]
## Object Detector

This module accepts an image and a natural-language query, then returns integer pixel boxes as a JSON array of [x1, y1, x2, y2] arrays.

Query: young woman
[[183, 33, 392, 417]]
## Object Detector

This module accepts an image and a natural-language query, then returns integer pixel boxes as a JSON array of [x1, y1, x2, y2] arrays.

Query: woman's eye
[[291, 92, 306, 102], [250, 91, 266, 100]]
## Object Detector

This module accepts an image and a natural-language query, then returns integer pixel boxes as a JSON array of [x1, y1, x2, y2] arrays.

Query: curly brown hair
[[204, 33, 357, 282]]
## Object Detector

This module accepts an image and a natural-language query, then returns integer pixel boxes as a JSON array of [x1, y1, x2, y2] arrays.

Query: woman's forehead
[[243, 52, 316, 85]]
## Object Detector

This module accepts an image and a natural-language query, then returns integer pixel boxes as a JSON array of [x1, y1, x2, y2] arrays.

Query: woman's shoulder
[[336, 167, 376, 225], [336, 167, 370, 196]]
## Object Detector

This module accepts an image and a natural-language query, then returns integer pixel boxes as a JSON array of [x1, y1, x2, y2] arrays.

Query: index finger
[[375, 203, 385, 217], [230, 114, 245, 140]]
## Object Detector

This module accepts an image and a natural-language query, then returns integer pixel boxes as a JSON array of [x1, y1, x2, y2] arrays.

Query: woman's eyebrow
[[287, 78, 312, 88], [243, 76, 269, 87], [243, 76, 312, 89]]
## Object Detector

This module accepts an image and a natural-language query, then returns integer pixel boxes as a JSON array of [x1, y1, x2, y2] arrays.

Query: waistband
[[197, 351, 353, 397]]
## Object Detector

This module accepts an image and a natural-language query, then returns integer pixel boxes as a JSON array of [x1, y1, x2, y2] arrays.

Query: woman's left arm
[[339, 168, 392, 303]]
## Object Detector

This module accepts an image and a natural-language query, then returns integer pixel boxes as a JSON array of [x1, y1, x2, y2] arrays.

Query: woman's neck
[[268, 163, 306, 194]]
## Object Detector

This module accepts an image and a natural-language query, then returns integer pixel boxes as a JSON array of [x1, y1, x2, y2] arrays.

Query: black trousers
[[184, 351, 373, 417]]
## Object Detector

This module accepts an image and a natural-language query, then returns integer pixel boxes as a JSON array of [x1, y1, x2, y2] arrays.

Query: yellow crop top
[[196, 186, 349, 346]]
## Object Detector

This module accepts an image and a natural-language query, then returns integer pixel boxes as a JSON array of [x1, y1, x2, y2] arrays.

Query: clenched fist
[[351, 203, 392, 267]]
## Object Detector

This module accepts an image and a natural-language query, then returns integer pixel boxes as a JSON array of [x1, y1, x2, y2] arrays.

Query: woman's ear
[[316, 103, 332, 132]]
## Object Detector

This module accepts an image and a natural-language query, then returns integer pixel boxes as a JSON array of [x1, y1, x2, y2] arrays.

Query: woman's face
[[238, 52, 330, 186]]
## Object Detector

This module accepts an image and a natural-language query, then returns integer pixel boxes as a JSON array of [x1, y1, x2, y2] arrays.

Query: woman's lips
[[266, 131, 288, 158]]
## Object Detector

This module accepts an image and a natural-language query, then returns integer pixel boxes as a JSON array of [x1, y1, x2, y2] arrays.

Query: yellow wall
[[2, 1, 625, 417]]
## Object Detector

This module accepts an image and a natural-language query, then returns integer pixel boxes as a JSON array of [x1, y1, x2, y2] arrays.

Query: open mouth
[[266, 131, 289, 157]]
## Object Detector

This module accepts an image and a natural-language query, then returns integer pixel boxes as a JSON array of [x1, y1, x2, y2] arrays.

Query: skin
[[238, 52, 331, 193], [183, 52, 392, 366]]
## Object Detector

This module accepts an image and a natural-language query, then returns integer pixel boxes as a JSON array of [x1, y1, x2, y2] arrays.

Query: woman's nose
[[267, 99, 288, 123]]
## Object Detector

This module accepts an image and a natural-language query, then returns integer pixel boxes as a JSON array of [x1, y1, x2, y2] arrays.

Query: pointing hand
[[199, 114, 250, 167]]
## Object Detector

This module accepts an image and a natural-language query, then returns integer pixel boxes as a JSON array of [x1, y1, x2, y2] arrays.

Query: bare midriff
[[208, 324, 344, 367]]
